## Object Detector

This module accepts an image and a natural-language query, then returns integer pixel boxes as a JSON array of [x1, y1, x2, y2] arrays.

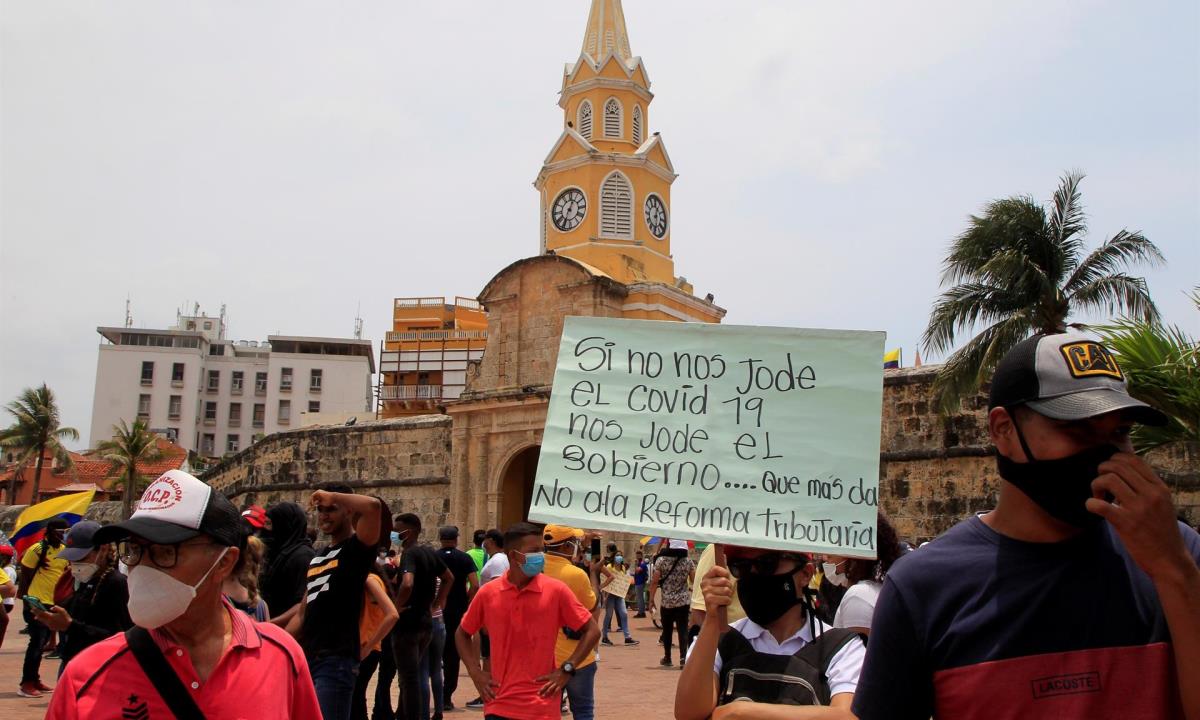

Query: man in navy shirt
[[854, 334, 1200, 720]]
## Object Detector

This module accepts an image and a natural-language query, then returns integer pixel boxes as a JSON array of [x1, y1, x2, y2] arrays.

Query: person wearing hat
[[853, 334, 1200, 720], [16, 516, 70, 698], [436, 524, 480, 710], [241, 504, 268, 534], [543, 524, 605, 719], [32, 520, 131, 673], [648, 539, 696, 667], [45, 470, 321, 720]]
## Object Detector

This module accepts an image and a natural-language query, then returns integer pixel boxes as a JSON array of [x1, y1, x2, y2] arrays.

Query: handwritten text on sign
[[528, 318, 885, 557]]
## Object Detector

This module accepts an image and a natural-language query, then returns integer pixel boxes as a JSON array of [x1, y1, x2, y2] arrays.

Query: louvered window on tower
[[632, 106, 643, 145], [578, 100, 593, 139], [604, 99, 622, 138], [605, 30, 615, 54], [600, 172, 634, 239]]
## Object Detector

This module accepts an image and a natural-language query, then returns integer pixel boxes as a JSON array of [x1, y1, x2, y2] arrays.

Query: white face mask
[[127, 547, 229, 629], [822, 561, 850, 588], [71, 563, 99, 584]]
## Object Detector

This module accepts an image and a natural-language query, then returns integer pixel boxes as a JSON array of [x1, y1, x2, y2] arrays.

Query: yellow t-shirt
[[21, 541, 68, 605], [358, 574, 391, 653], [0, 565, 11, 587], [689, 544, 746, 623], [544, 554, 597, 669]]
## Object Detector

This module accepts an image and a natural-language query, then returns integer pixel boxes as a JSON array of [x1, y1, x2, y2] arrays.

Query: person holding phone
[[33, 521, 132, 673], [17, 516, 69, 699]]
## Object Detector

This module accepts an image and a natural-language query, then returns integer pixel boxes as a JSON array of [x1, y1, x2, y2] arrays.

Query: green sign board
[[529, 317, 886, 557]]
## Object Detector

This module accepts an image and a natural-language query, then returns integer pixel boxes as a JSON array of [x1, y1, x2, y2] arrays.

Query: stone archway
[[498, 445, 540, 530]]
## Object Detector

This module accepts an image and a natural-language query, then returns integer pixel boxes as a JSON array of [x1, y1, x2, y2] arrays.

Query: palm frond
[[932, 313, 1035, 413], [922, 283, 1025, 355], [1048, 171, 1087, 276], [1069, 274, 1161, 323], [941, 197, 1046, 285], [1063, 230, 1165, 295]]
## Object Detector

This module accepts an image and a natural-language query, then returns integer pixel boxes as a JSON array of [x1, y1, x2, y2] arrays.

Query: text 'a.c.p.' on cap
[[93, 469, 245, 548], [988, 333, 1168, 426]]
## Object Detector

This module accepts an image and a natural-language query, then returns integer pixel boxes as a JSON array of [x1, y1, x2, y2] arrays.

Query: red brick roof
[[0, 437, 188, 498]]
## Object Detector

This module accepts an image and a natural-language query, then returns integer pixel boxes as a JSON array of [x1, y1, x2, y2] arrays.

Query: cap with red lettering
[[988, 333, 1167, 425], [93, 469, 246, 548]]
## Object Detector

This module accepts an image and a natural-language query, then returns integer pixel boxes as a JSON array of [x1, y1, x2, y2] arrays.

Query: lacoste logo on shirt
[[1031, 671, 1102, 699]]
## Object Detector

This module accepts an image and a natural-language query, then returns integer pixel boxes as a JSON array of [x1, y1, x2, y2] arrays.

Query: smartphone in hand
[[23, 596, 54, 613]]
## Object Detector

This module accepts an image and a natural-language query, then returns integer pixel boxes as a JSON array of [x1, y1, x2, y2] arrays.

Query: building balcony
[[231, 386, 243, 396], [385, 329, 487, 343], [279, 383, 292, 393], [380, 385, 443, 401], [229, 419, 241, 428], [171, 379, 184, 388]]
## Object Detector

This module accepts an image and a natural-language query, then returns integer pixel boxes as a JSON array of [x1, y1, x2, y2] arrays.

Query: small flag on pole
[[883, 348, 901, 369], [9, 490, 95, 556]]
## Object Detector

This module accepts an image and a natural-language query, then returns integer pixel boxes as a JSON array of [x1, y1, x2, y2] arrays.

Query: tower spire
[[581, 0, 632, 62]]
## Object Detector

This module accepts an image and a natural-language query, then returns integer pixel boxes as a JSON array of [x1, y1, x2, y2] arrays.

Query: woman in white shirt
[[824, 513, 903, 636]]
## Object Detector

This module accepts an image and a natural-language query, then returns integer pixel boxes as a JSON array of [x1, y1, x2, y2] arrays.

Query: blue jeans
[[419, 618, 446, 720], [564, 661, 597, 720], [310, 654, 360, 720], [634, 584, 648, 614], [602, 593, 630, 641]]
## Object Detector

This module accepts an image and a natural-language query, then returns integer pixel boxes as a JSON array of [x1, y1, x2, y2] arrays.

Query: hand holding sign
[[530, 317, 885, 558]]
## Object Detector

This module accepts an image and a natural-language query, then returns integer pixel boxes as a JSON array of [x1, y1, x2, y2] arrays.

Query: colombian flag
[[883, 348, 901, 369], [10, 490, 95, 556]]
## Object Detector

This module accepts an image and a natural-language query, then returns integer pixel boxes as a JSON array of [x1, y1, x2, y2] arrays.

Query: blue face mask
[[615, 555, 624, 565], [520, 551, 546, 577], [390, 531, 400, 545]]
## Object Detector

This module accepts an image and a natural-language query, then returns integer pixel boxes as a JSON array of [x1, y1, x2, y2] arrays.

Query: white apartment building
[[89, 313, 375, 458]]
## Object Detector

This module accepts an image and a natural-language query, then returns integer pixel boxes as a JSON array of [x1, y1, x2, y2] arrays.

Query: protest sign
[[528, 317, 885, 557]]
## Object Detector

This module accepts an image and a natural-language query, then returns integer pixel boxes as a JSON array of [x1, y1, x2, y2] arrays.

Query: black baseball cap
[[988, 334, 1167, 425], [93, 470, 246, 548], [59, 521, 103, 562]]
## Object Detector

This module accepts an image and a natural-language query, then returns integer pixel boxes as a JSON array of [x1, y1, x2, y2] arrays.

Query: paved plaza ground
[[0, 600, 679, 719]]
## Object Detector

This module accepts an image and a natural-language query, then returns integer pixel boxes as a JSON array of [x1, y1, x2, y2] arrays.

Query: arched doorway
[[498, 445, 540, 530]]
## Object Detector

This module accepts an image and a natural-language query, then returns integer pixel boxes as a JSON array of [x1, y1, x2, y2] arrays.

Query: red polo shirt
[[460, 572, 593, 720], [46, 599, 321, 720]]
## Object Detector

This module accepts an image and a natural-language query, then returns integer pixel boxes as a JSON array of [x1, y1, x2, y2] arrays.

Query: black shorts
[[481, 630, 490, 659]]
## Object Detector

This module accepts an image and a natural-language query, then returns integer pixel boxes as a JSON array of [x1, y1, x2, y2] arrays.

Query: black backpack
[[716, 626, 860, 707]]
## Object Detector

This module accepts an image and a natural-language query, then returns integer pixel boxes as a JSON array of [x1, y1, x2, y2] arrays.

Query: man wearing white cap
[[46, 470, 321, 720], [853, 334, 1200, 720]]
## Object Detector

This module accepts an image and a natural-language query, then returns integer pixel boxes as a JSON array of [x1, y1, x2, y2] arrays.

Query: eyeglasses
[[726, 553, 810, 579], [118, 539, 217, 569]]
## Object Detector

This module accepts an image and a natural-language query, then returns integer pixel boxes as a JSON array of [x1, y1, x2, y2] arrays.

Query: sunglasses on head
[[726, 552, 810, 579]]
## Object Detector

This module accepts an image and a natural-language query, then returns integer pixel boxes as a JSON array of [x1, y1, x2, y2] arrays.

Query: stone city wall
[[200, 415, 456, 529]]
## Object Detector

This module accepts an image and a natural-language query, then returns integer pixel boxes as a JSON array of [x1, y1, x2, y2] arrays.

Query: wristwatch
[[561, 661, 577, 676]]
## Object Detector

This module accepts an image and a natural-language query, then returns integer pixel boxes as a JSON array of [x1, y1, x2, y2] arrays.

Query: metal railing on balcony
[[385, 330, 487, 343], [455, 297, 481, 310], [379, 385, 443, 401], [395, 297, 447, 308]]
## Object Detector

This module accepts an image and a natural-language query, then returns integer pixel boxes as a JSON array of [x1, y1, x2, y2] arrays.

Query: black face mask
[[996, 414, 1118, 530], [736, 571, 802, 626]]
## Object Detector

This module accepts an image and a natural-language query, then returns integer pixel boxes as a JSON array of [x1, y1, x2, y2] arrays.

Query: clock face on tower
[[644, 194, 668, 239], [551, 188, 587, 232]]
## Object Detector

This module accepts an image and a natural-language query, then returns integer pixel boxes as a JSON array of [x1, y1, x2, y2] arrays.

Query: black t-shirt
[[852, 515, 1200, 720], [437, 546, 477, 618], [398, 545, 447, 630], [62, 569, 132, 663], [300, 534, 375, 660]]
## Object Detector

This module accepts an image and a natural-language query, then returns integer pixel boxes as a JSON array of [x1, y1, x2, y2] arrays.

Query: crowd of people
[[0, 333, 1195, 719]]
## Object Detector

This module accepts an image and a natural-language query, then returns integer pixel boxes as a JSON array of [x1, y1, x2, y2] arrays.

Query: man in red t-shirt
[[455, 522, 599, 720]]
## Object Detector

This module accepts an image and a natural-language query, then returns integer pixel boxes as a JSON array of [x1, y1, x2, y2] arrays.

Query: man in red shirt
[[46, 470, 321, 720], [455, 522, 599, 720]]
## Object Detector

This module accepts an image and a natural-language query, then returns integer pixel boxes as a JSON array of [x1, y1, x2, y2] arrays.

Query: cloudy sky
[[2, 0, 1197, 449]]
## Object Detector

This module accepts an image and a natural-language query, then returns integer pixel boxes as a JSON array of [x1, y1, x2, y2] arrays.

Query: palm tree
[[922, 171, 1165, 412], [1094, 289, 1199, 452], [1, 385, 78, 504], [96, 419, 162, 519]]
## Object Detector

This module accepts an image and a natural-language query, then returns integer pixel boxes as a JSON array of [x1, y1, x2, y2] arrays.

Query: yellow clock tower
[[535, 0, 720, 325]]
